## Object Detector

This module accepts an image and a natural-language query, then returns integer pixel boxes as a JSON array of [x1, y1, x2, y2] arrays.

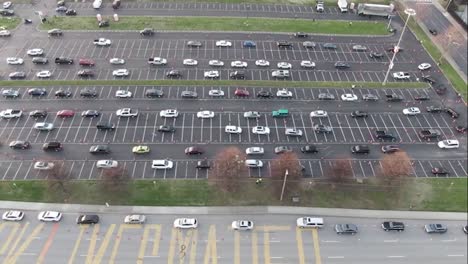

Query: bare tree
[[45, 160, 71, 201], [99, 166, 131, 202], [379, 151, 412, 186], [209, 147, 247, 192], [270, 152, 303, 199], [326, 158, 354, 184]]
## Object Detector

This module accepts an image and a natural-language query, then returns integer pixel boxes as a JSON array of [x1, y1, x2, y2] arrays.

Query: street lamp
[[382, 8, 416, 86]]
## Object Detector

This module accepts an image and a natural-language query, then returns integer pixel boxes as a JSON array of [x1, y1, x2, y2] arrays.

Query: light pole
[[382, 8, 416, 86], [280, 169, 289, 201]]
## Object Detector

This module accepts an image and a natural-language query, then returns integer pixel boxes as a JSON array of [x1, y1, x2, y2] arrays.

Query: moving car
[[335, 224, 358, 234], [362, 94, 379, 101], [140, 28, 154, 36], [0, 30, 11, 37], [124, 215, 146, 224], [109, 58, 125, 65], [294, 32, 308, 38], [181, 91, 198, 98], [392, 72, 411, 80], [76, 214, 99, 224], [277, 41, 292, 48], [232, 220, 254, 230], [301, 145, 318, 153], [132, 145, 150, 154], [57, 110, 74, 118], [93, 38, 111, 46], [47, 28, 63, 36], [424, 224, 447, 233], [300, 60, 315, 68], [418, 63, 431, 71], [277, 62, 292, 69], [116, 108, 138, 117], [2, 210, 24, 221], [381, 145, 400, 153], [185, 146, 204, 155], [402, 107, 421, 116], [81, 110, 100, 118], [27, 48, 44, 56], [245, 147, 264, 155], [96, 160, 118, 169], [42, 142, 63, 151], [183, 59, 198, 66], [244, 111, 260, 118], [369, 51, 384, 59], [96, 122, 115, 131], [89, 145, 110, 154], [322, 43, 337, 49], [79, 59, 95, 66], [38, 211, 62, 222], [9, 141, 31, 149], [335, 62, 350, 69], [421, 75, 437, 84], [426, 106, 443, 113], [296, 217, 324, 228], [351, 145, 369, 154], [274, 146, 292, 154], [437, 140, 459, 149], [30, 110, 47, 118], [351, 110, 368, 118], [382, 221, 405, 231], [187, 41, 202, 47], [173, 218, 198, 229], [352, 45, 367, 51]]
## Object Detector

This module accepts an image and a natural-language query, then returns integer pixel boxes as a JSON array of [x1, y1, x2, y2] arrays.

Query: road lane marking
[[168, 228, 198, 264], [5, 223, 44, 264], [137, 224, 161, 264], [0, 223, 20, 255], [264, 228, 271, 264], [384, 240, 398, 242], [110, 224, 141, 263], [252, 231, 258, 264], [448, 254, 464, 257], [92, 224, 116, 264], [68, 225, 88, 264], [312, 229, 322, 264], [387, 255, 405, 258], [234, 231, 240, 264], [204, 225, 218, 264], [3, 222, 28, 258], [37, 223, 60, 264], [296, 228, 306, 264], [328, 256, 345, 259]]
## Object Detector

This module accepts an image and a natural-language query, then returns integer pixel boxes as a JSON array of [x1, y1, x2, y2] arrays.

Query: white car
[[173, 218, 198, 229], [245, 147, 264, 155], [208, 89, 224, 96], [300, 60, 315, 68], [96, 160, 118, 169], [197, 111, 215, 119], [27, 48, 44, 56], [112, 69, 129, 77], [34, 161, 55, 170], [6, 57, 24, 65], [225, 125, 242, 134], [34, 122, 54, 131], [109, 58, 125, 65], [243, 111, 260, 118], [148, 57, 167, 65], [115, 90, 132, 98], [2, 210, 24, 221], [297, 217, 324, 228], [277, 62, 292, 69], [36, 70, 52, 78], [402, 107, 421, 115], [231, 220, 254, 230], [124, 214, 146, 224], [310, 110, 328, 117], [245, 159, 263, 168], [94, 38, 111, 46], [183, 59, 198, 66], [285, 128, 303, 136], [231, 61, 248, 68], [3, 1, 12, 8], [418, 63, 431, 71], [341, 94, 358, 101], [0, 30, 11, 37], [255, 60, 270, 67], [392, 71, 411, 80], [204, 71, 219, 78], [252, 126, 270, 135], [437, 140, 459, 149], [151, 159, 174, 169], [116, 108, 138, 117], [276, 89, 293, 98], [160, 109, 179, 118], [216, 40, 232, 47], [37, 211, 62, 222], [209, 60, 224, 67]]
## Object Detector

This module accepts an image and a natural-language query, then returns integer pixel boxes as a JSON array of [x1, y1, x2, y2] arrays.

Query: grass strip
[[0, 178, 465, 212], [0, 79, 427, 88], [91, 0, 391, 5], [0, 17, 21, 30], [39, 16, 389, 35]]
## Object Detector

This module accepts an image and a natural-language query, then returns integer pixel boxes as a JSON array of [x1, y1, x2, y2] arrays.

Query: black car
[[28, 88, 47, 96], [32, 57, 48, 64], [145, 89, 164, 98], [294, 32, 308, 38], [0, 9, 15, 16], [387, 47, 404, 53], [318, 93, 335, 100], [80, 89, 98, 97], [9, 72, 26, 80], [434, 86, 447, 95], [426, 106, 443, 113], [369, 51, 384, 58], [55, 90, 72, 97], [351, 110, 368, 118], [414, 95, 430, 101], [140, 28, 154, 36], [166, 70, 182, 78], [98, 21, 109, 28], [42, 142, 62, 151], [77, 70, 94, 77], [29, 110, 47, 118], [96, 122, 115, 130], [76, 214, 99, 224], [421, 75, 436, 84], [301, 145, 318, 153], [55, 57, 73, 64], [351, 145, 369, 154], [375, 130, 397, 141], [229, 71, 245, 80], [381, 145, 400, 153], [181, 91, 198, 98], [382, 221, 405, 231], [431, 167, 449, 176], [322, 43, 337, 49], [334, 62, 350, 69], [187, 40, 202, 47], [65, 9, 77, 16], [157, 125, 175, 132], [81, 110, 100, 117], [277, 41, 292, 48], [196, 159, 211, 169], [89, 145, 110, 154], [429, 28, 438, 35], [9, 141, 31, 149], [445, 108, 459, 118], [257, 91, 273, 98]]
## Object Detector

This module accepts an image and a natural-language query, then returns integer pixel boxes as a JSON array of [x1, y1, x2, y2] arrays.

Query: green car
[[272, 109, 289, 117]]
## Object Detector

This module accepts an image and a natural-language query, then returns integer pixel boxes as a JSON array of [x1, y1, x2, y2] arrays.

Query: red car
[[234, 88, 249, 97], [56, 110, 75, 117], [79, 58, 95, 66], [185, 146, 204, 155]]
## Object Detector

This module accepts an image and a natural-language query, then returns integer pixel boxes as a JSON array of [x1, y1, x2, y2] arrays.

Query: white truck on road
[[337, 0, 348, 12], [0, 109, 22, 119], [116, 108, 138, 117]]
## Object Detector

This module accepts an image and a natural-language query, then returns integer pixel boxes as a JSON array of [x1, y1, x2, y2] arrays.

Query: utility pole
[[280, 169, 289, 201]]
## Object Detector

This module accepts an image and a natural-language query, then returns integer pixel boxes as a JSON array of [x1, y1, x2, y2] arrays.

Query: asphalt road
[[0, 213, 466, 264]]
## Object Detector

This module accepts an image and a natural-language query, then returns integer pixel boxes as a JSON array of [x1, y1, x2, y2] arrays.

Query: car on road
[[297, 217, 324, 228], [160, 109, 179, 118], [208, 89, 224, 97], [208, 60, 224, 67], [79, 58, 95, 66], [166, 70, 182, 78], [197, 111, 215, 119], [322, 43, 338, 50], [204, 70, 219, 78], [185, 146, 204, 155], [145, 88, 164, 98], [424, 224, 447, 233], [36, 70, 52, 78], [277, 62, 292, 69], [148, 57, 167, 65], [301, 145, 318, 153], [2, 211, 24, 221], [232, 220, 254, 230], [335, 62, 350, 69], [310, 110, 328, 118], [421, 75, 436, 84], [76, 214, 99, 224], [124, 215, 146, 224], [418, 63, 431, 71], [382, 221, 405, 231], [215, 40, 232, 47], [96, 160, 118, 169], [181, 91, 198, 98], [351, 110, 368, 118], [294, 32, 308, 38], [414, 95, 430, 101], [231, 61, 248, 68], [341, 93, 358, 101], [55, 89, 72, 98], [225, 125, 242, 134], [392, 72, 411, 80], [89, 145, 110, 154], [274, 146, 292, 154], [6, 57, 23, 65], [351, 145, 369, 154], [34, 161, 55, 170], [362, 94, 379, 101], [173, 218, 198, 229], [42, 142, 62, 152], [369, 51, 384, 59], [9, 141, 30, 149], [47, 28, 63, 36], [116, 108, 138, 117], [132, 145, 150, 154], [276, 89, 293, 98], [9, 71, 26, 79], [381, 145, 400, 153], [426, 106, 443, 113], [300, 60, 315, 68], [183, 59, 198, 66], [252, 126, 270, 135], [30, 110, 47, 118], [243, 111, 260, 118], [246, 147, 264, 155], [257, 90, 273, 98], [245, 159, 263, 168], [335, 224, 358, 234], [3, 1, 12, 8], [431, 167, 448, 176], [303, 41, 316, 48], [112, 69, 129, 77], [255, 59, 270, 67], [437, 140, 459, 149], [109, 58, 125, 65], [187, 41, 202, 47], [38, 211, 62, 222], [140, 28, 154, 36], [403, 107, 421, 116], [115, 90, 132, 98], [81, 110, 100, 118], [151, 159, 174, 169], [234, 88, 249, 97]]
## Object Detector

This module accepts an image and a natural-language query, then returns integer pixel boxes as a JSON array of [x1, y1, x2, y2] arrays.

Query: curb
[[1, 201, 466, 220]]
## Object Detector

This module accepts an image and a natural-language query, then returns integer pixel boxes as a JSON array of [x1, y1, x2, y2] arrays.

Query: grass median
[[0, 178, 466, 211], [0, 79, 428, 88], [0, 17, 21, 30], [103, 0, 391, 5], [40, 16, 389, 35]]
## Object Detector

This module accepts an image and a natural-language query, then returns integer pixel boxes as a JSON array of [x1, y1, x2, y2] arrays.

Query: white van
[[151, 159, 173, 169], [245, 159, 263, 168], [296, 217, 324, 228], [93, 0, 102, 9]]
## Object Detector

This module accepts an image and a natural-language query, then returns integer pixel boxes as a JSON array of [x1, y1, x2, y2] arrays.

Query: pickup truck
[[116, 108, 138, 117], [93, 38, 111, 46], [55, 57, 73, 64], [0, 109, 22, 119], [419, 129, 441, 139], [375, 130, 397, 141], [392, 72, 410, 80], [385, 94, 403, 102], [148, 57, 167, 65]]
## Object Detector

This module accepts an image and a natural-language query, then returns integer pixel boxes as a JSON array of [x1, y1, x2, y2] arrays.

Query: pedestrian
[[349, 21, 352, 26]]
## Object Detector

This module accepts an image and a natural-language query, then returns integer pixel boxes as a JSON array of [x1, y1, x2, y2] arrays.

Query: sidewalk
[[1, 201, 466, 220]]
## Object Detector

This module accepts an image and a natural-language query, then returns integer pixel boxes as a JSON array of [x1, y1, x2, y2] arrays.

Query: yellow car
[[132, 145, 150, 154]]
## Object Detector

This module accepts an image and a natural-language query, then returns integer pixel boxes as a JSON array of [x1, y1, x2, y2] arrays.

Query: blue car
[[243, 41, 256, 48]]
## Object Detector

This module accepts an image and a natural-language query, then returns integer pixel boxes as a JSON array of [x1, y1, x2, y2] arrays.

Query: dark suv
[[80, 88, 98, 97], [55, 57, 73, 64], [277, 41, 292, 48], [229, 71, 245, 80], [382, 221, 405, 231], [351, 145, 370, 154], [146, 89, 164, 98], [32, 57, 49, 64], [96, 122, 115, 130], [42, 142, 62, 151]]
